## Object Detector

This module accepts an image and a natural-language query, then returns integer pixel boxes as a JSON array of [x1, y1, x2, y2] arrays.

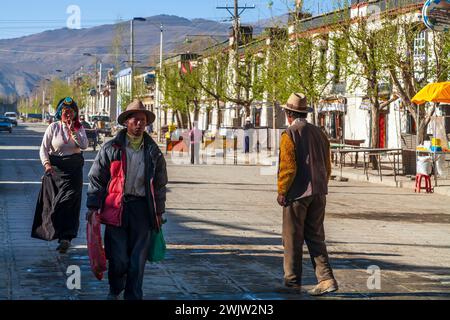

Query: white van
[[4, 112, 18, 126]]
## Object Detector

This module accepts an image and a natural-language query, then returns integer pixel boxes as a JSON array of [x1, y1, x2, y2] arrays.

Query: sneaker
[[308, 279, 339, 296], [56, 240, 71, 254]]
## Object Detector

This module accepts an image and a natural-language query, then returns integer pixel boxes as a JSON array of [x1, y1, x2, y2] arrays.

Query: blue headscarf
[[54, 97, 81, 130]]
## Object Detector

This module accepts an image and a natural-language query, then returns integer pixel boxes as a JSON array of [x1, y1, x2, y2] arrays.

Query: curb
[[332, 169, 450, 197]]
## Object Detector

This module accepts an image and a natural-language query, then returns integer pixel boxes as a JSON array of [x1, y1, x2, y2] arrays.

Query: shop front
[[318, 97, 347, 143]]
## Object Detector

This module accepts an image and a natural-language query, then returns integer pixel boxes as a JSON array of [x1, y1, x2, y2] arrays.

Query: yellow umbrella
[[411, 82, 450, 105]]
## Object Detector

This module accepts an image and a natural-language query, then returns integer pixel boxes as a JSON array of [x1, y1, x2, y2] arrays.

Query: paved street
[[0, 123, 449, 300]]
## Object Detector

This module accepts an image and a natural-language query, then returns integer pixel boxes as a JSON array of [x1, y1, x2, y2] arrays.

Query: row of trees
[[17, 75, 96, 116], [159, 0, 449, 149]]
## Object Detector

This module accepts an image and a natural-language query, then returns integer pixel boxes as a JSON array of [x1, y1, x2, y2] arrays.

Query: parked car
[[0, 116, 13, 133], [4, 112, 18, 126]]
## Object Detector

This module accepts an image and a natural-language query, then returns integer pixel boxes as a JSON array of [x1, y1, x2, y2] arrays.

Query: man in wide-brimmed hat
[[277, 93, 338, 296], [87, 99, 168, 300]]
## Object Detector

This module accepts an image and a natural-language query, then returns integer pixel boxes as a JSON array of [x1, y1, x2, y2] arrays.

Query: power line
[[0, 48, 179, 57], [217, 0, 255, 111]]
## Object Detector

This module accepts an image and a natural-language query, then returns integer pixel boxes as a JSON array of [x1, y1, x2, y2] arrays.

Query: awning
[[319, 103, 346, 113], [411, 82, 450, 105], [318, 97, 347, 113]]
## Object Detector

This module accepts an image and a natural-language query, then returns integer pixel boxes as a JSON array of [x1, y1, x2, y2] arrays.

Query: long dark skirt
[[32, 153, 84, 242]]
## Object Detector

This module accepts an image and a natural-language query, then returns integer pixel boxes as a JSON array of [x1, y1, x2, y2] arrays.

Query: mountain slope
[[0, 15, 236, 96]]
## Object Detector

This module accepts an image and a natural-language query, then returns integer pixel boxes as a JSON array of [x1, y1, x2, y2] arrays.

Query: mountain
[[0, 15, 238, 97]]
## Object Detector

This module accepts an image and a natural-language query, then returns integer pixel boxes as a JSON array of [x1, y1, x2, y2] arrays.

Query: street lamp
[[37, 79, 52, 123], [157, 23, 164, 143], [84, 53, 103, 117], [130, 17, 147, 99]]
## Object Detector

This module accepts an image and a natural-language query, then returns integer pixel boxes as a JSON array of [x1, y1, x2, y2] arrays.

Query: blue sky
[[0, 0, 333, 39]]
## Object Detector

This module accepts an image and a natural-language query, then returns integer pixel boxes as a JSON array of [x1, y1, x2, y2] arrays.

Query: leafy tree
[[381, 10, 450, 144], [333, 4, 390, 167]]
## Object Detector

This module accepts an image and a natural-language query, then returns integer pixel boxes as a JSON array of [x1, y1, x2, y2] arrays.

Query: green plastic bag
[[148, 225, 166, 263]]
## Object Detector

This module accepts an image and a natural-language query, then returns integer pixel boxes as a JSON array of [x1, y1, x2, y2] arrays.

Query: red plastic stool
[[415, 174, 433, 193]]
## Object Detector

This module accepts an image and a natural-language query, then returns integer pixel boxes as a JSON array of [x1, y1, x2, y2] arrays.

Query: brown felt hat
[[118, 99, 156, 125], [281, 93, 313, 113]]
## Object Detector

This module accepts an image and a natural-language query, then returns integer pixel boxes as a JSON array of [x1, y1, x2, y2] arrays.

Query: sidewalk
[[332, 166, 450, 197]]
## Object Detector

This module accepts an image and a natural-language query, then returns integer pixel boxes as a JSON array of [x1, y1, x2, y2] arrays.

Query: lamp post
[[83, 53, 103, 117], [131, 17, 147, 99], [157, 23, 164, 143], [37, 79, 51, 123]]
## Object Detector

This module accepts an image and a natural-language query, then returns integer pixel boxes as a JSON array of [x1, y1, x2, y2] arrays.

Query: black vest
[[284, 119, 330, 201]]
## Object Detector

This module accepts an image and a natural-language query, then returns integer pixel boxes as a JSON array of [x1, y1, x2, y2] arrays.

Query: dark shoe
[[274, 281, 302, 294], [308, 279, 339, 296], [107, 293, 121, 300], [285, 281, 302, 290], [56, 240, 71, 254]]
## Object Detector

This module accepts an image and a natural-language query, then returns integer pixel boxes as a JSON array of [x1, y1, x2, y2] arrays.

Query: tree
[[334, 5, 390, 168], [196, 52, 229, 130], [224, 45, 265, 119], [111, 20, 127, 74], [161, 62, 196, 129], [260, 29, 291, 129], [381, 11, 450, 144]]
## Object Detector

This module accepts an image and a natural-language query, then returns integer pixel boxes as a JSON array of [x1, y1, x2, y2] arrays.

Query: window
[[413, 30, 427, 82]]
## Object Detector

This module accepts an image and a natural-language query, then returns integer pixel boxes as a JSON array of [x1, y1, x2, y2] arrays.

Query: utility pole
[[98, 61, 103, 114], [217, 1, 255, 125], [130, 19, 134, 99], [234, 0, 240, 122], [130, 18, 146, 102], [157, 23, 164, 143], [42, 89, 46, 123]]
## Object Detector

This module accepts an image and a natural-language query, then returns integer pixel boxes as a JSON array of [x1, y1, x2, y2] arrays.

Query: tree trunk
[[205, 107, 210, 131], [176, 110, 184, 129], [417, 123, 429, 145], [370, 102, 380, 170], [311, 101, 317, 126], [193, 99, 200, 123], [216, 99, 222, 131], [411, 103, 435, 145]]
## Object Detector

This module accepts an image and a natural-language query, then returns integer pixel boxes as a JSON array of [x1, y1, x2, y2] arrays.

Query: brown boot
[[308, 279, 338, 296]]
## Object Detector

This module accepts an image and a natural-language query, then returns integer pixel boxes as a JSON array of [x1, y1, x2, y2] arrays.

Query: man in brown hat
[[277, 93, 338, 296], [86, 99, 168, 300]]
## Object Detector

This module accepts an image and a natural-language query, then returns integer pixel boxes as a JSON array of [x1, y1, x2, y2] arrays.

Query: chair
[[415, 174, 433, 193]]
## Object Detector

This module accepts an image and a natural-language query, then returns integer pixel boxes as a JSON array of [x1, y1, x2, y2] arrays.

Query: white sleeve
[[40, 124, 53, 166], [76, 126, 89, 150]]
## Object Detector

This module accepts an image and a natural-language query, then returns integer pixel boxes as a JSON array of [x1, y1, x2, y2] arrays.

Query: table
[[331, 144, 364, 167], [332, 148, 402, 182]]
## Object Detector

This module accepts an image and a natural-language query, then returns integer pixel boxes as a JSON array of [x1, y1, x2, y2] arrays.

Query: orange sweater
[[278, 132, 297, 196]]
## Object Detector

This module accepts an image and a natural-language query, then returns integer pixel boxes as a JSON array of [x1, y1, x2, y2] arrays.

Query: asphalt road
[[0, 123, 449, 300]]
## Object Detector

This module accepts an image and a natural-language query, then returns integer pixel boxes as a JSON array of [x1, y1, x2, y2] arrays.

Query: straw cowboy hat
[[118, 99, 156, 125], [281, 93, 313, 113]]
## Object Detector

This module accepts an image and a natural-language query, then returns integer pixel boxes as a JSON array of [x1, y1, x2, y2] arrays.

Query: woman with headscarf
[[32, 97, 89, 253]]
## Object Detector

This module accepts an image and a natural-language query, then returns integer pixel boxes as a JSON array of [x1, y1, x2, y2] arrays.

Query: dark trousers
[[282, 195, 335, 286], [190, 143, 200, 164], [104, 198, 152, 300], [244, 136, 250, 153]]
